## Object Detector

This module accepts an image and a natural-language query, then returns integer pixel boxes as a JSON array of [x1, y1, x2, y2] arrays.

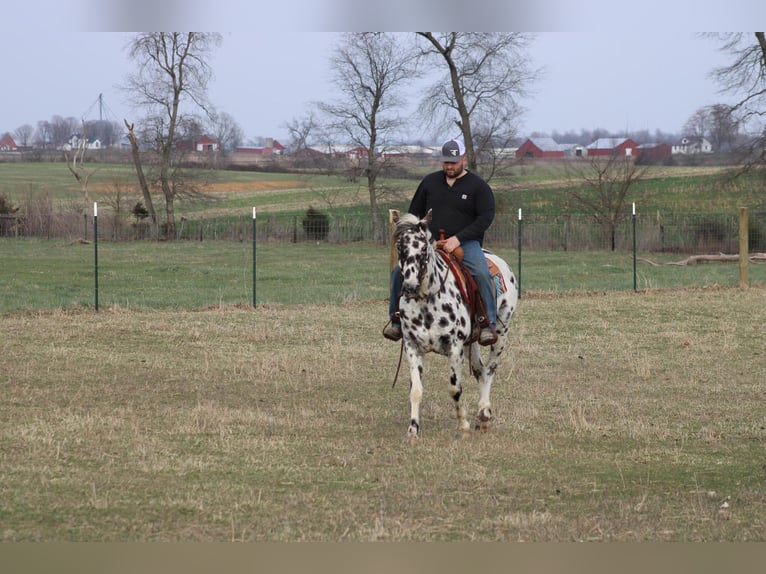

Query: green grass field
[[2, 161, 763, 220], [2, 239, 764, 312]]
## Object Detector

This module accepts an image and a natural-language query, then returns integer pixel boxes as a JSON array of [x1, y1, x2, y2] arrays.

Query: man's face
[[442, 156, 465, 177]]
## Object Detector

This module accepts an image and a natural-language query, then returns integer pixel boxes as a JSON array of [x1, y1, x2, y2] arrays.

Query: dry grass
[[1, 287, 764, 541]]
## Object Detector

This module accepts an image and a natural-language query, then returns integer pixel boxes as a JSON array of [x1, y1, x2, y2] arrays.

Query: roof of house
[[676, 136, 710, 145], [525, 137, 568, 152], [0, 134, 17, 147], [587, 137, 633, 150]]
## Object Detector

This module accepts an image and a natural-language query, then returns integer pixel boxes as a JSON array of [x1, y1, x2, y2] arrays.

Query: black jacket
[[408, 170, 495, 246]]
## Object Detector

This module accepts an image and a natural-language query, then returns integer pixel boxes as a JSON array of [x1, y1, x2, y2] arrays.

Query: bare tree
[[683, 104, 739, 152], [14, 124, 34, 148], [707, 103, 739, 152], [416, 32, 537, 178], [49, 115, 79, 149], [122, 32, 222, 239], [566, 154, 647, 251], [64, 122, 100, 215], [84, 119, 122, 148], [34, 120, 52, 149], [706, 32, 766, 173], [682, 107, 709, 139], [124, 120, 159, 237], [284, 111, 319, 154], [209, 111, 243, 152], [318, 32, 420, 240]]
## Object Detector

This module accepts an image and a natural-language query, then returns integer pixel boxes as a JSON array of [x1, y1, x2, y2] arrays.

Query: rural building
[[380, 144, 436, 159], [0, 134, 18, 151], [586, 137, 639, 157], [637, 142, 673, 163], [672, 136, 713, 154], [62, 134, 101, 151], [195, 136, 219, 152], [236, 139, 287, 155], [306, 144, 370, 160], [515, 137, 566, 159]]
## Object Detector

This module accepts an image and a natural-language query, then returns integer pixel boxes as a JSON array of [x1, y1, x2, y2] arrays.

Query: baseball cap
[[440, 139, 465, 162]]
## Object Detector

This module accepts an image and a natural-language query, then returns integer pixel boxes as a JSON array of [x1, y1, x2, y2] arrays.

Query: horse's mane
[[394, 213, 432, 242]]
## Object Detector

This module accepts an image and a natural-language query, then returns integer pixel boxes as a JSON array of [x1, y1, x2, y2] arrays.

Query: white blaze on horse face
[[399, 229, 428, 299]]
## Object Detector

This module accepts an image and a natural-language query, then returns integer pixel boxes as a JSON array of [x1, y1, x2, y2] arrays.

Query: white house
[[62, 134, 101, 151], [672, 136, 713, 155]]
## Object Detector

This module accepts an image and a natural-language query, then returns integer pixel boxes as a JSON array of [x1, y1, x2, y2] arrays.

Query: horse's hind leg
[[448, 346, 470, 438]]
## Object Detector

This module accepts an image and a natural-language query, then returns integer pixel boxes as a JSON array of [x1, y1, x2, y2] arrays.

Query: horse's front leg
[[448, 345, 470, 438], [405, 345, 424, 441], [470, 342, 494, 433]]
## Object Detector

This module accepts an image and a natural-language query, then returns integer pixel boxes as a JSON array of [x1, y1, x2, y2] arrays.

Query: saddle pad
[[438, 250, 508, 304], [487, 259, 508, 298]]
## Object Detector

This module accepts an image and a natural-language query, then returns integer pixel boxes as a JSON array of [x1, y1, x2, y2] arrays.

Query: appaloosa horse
[[392, 210, 518, 440]]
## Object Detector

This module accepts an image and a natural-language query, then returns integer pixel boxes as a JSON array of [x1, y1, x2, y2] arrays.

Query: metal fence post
[[517, 208, 522, 298], [633, 203, 637, 292], [94, 202, 99, 312], [253, 208, 256, 308], [739, 207, 749, 288]]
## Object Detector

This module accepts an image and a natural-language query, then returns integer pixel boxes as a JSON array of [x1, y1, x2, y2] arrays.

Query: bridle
[[398, 226, 449, 300]]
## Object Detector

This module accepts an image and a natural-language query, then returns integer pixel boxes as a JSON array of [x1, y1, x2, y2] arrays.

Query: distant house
[[671, 136, 713, 155], [62, 134, 101, 151], [637, 143, 673, 163], [515, 137, 566, 159], [307, 144, 369, 159], [0, 134, 18, 151], [515, 138, 582, 159], [195, 135, 219, 152], [235, 138, 286, 155], [586, 137, 638, 157], [380, 144, 436, 159]]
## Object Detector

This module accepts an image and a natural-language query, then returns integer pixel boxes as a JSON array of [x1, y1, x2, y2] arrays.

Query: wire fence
[[2, 208, 766, 254]]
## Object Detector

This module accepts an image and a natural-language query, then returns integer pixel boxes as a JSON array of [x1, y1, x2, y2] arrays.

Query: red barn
[[195, 135, 219, 152], [637, 143, 672, 163], [0, 134, 18, 151], [586, 137, 638, 157], [515, 137, 565, 159]]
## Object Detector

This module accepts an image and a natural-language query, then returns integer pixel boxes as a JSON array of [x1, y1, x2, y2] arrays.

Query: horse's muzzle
[[401, 285, 420, 300]]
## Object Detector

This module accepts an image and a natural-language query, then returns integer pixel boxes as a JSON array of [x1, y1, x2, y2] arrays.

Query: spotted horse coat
[[392, 210, 518, 440]]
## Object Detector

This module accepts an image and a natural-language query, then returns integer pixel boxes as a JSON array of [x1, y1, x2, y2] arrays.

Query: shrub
[[302, 206, 330, 241]]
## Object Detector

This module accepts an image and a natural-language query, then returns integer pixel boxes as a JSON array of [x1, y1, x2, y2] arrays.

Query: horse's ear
[[424, 209, 433, 224], [390, 209, 400, 224]]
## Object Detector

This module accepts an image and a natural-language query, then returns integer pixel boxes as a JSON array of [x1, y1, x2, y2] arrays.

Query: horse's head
[[393, 210, 433, 300]]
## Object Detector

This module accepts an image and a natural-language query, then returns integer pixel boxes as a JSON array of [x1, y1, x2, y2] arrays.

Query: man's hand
[[436, 235, 460, 254]]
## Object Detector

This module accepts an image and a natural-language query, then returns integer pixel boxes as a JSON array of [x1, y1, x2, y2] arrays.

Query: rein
[[391, 338, 404, 388]]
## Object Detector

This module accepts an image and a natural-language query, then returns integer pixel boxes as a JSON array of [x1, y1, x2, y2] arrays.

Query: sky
[[3, 3, 764, 145]]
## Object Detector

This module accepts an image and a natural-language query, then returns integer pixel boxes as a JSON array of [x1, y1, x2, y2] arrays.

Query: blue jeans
[[389, 240, 497, 326]]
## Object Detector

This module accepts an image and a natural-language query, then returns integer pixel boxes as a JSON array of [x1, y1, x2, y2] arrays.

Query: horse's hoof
[[405, 432, 420, 446], [406, 422, 420, 444], [475, 408, 492, 433], [454, 428, 472, 440]]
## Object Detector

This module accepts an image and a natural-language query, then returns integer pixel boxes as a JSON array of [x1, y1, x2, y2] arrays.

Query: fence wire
[[2, 209, 765, 254]]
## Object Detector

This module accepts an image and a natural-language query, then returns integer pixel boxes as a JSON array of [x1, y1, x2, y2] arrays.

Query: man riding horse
[[384, 138, 498, 346]]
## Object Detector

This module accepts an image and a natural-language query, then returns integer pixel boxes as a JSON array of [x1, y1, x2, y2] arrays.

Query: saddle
[[435, 231, 507, 341]]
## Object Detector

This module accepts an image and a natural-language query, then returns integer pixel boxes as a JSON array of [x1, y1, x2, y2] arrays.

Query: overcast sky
[[3, 3, 764, 145]]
